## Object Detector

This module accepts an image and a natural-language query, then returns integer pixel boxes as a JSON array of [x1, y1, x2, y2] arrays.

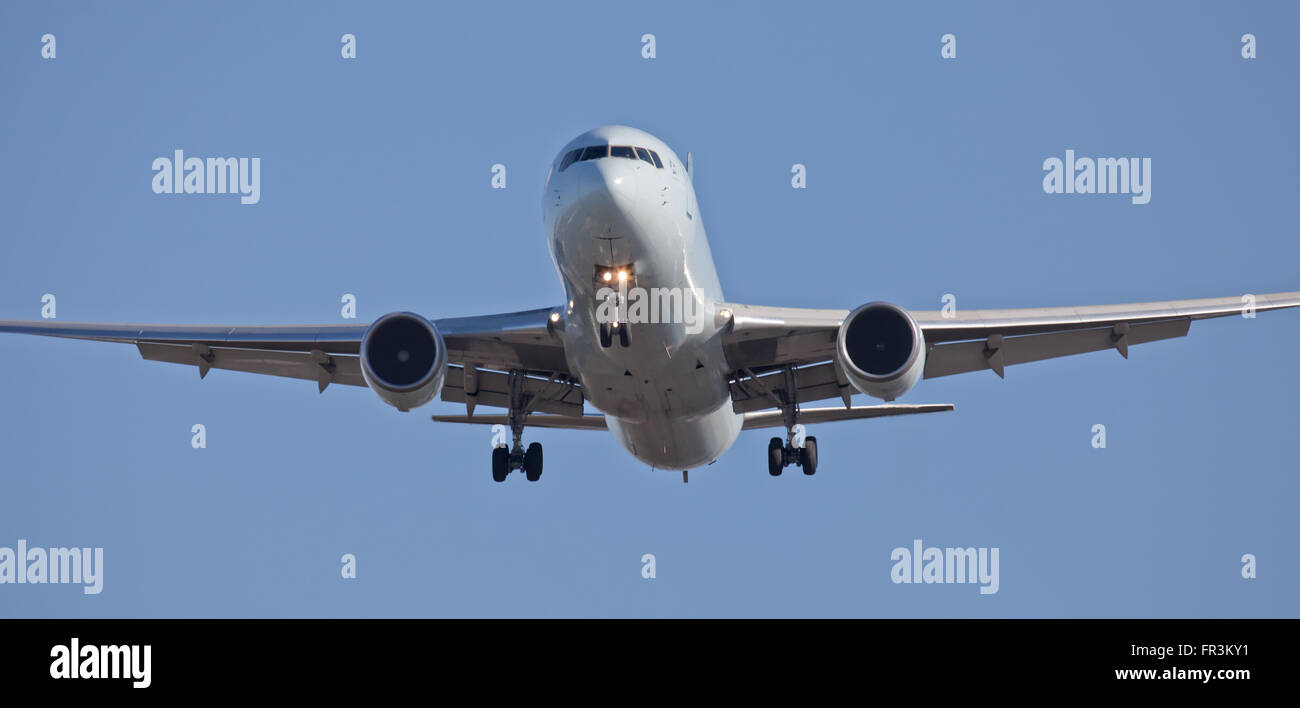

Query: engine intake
[[836, 301, 926, 401], [360, 312, 446, 411]]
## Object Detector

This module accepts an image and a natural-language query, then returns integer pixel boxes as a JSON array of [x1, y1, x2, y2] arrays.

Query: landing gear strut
[[596, 276, 631, 349], [491, 370, 545, 483]]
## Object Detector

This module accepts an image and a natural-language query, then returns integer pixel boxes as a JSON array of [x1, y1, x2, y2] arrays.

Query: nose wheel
[[599, 322, 630, 348], [596, 277, 632, 349]]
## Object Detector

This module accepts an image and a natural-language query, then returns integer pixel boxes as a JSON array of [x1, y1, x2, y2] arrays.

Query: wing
[[429, 405, 957, 432], [720, 291, 1300, 411], [0, 308, 580, 413]]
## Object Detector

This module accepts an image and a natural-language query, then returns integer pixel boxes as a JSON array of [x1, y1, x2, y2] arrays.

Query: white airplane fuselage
[[544, 126, 742, 469]]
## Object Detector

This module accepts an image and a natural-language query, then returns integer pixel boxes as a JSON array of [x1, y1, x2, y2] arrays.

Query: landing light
[[602, 271, 613, 282], [549, 312, 560, 323], [617, 270, 628, 282]]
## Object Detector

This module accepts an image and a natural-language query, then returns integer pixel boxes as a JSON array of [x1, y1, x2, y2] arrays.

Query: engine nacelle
[[835, 301, 926, 401], [360, 312, 446, 411]]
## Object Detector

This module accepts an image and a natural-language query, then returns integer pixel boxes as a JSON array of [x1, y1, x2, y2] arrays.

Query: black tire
[[598, 323, 612, 348], [768, 437, 784, 476], [524, 442, 543, 482], [617, 323, 630, 348], [492, 446, 509, 483], [801, 436, 818, 476]]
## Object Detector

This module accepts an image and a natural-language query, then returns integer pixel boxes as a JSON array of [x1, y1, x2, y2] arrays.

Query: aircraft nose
[[591, 158, 639, 211], [572, 158, 640, 225]]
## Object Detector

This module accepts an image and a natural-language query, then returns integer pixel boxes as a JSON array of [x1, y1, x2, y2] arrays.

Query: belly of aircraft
[[550, 156, 741, 469]]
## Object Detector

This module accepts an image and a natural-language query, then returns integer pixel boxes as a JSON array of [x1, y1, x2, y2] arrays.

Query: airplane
[[3, 125, 1297, 483]]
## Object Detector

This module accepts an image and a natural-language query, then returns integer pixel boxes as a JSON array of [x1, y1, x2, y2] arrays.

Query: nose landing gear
[[598, 321, 630, 348], [595, 264, 634, 349]]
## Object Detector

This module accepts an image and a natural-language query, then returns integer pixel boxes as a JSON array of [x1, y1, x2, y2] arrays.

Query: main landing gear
[[492, 371, 545, 483], [493, 441, 543, 483], [751, 364, 817, 477], [768, 435, 817, 476]]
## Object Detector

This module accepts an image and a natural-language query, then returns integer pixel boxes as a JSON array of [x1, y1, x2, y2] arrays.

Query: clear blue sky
[[1, 1, 1296, 617]]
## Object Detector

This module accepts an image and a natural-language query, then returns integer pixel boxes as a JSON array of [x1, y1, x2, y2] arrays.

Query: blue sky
[[1, 1, 1296, 617]]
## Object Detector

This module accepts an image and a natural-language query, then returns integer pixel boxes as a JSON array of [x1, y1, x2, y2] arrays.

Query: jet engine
[[835, 301, 926, 401], [360, 312, 447, 411]]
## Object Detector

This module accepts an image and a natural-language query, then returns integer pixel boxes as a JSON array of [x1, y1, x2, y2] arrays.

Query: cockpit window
[[560, 144, 665, 170], [558, 149, 580, 172], [580, 145, 608, 161]]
